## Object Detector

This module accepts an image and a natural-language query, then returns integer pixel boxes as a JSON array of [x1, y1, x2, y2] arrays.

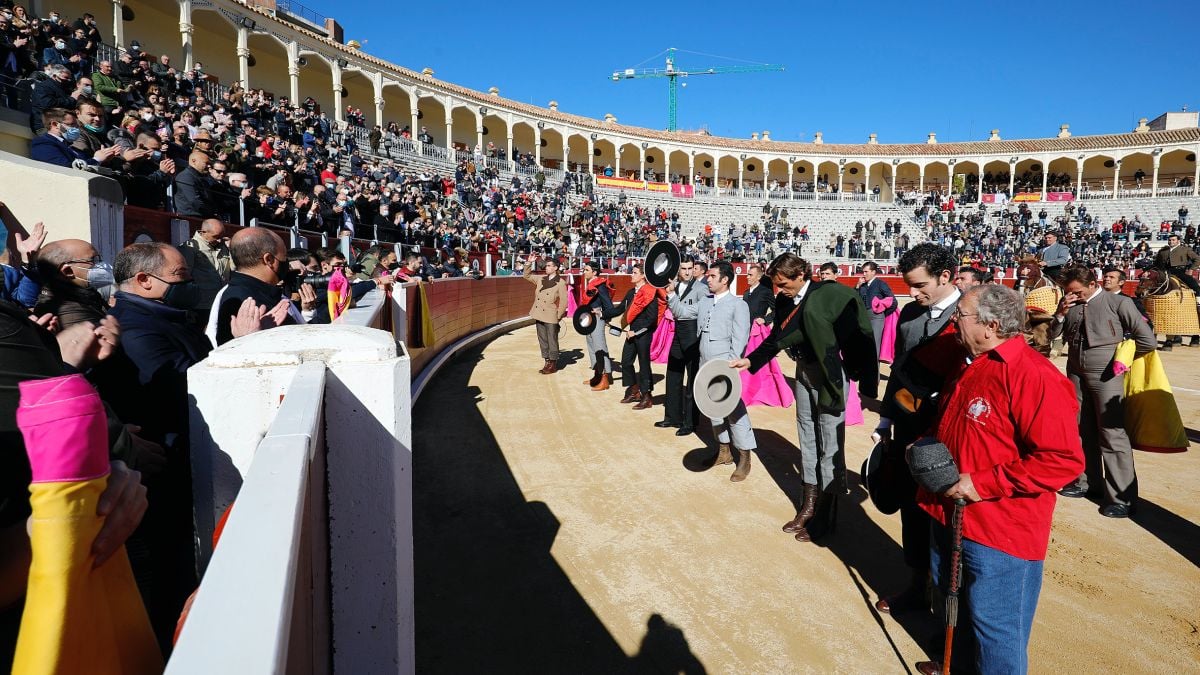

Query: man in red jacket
[[914, 284, 1084, 675]]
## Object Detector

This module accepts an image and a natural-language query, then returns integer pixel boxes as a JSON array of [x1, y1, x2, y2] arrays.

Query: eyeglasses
[[952, 308, 978, 320]]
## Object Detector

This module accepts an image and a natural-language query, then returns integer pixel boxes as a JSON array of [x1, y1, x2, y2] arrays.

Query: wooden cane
[[942, 498, 967, 674]]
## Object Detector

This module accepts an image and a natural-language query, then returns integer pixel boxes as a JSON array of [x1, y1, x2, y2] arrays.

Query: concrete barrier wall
[[0, 148, 125, 260]]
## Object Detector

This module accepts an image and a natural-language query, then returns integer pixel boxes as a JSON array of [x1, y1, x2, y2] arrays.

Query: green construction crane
[[611, 48, 784, 132]]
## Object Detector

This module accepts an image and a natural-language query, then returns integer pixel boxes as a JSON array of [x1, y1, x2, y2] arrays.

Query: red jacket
[[918, 336, 1084, 561]]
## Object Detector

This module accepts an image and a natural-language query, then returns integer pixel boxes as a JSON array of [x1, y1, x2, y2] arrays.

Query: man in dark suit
[[872, 243, 964, 616], [608, 264, 659, 409], [741, 263, 774, 326], [172, 151, 215, 218], [857, 261, 896, 359], [659, 257, 703, 434], [1052, 266, 1157, 518]]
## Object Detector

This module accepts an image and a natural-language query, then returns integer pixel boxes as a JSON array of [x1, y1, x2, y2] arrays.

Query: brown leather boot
[[619, 385, 641, 404], [782, 483, 819, 533], [712, 443, 734, 467], [539, 359, 552, 374], [544, 359, 558, 374], [795, 490, 838, 542], [730, 448, 752, 482], [587, 362, 604, 386], [632, 392, 653, 410], [590, 373, 611, 391]]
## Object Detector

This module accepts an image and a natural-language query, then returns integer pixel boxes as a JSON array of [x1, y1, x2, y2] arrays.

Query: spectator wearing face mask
[[29, 64, 81, 133], [31, 107, 119, 167], [177, 219, 231, 323], [33, 238, 114, 327], [207, 228, 307, 346]]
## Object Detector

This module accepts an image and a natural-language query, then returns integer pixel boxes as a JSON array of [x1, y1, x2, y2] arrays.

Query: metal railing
[[275, 0, 329, 28]]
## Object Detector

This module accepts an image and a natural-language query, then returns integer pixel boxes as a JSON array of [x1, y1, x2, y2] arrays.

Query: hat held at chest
[[694, 359, 742, 419]]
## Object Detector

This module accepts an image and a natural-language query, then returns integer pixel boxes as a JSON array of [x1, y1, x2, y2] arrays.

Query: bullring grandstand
[[0, 2, 1198, 674]]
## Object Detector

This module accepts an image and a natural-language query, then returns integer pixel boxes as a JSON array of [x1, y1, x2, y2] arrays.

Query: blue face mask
[[61, 125, 81, 142]]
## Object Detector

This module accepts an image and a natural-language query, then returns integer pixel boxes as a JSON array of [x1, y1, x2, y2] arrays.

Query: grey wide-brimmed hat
[[694, 359, 743, 420]]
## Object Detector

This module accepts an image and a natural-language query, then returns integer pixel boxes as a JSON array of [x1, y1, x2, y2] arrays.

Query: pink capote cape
[[740, 322, 796, 408], [872, 296, 899, 363], [650, 308, 675, 363]]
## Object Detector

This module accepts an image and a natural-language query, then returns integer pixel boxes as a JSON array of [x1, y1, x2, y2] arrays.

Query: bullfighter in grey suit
[[1051, 266, 1157, 518], [676, 261, 758, 481]]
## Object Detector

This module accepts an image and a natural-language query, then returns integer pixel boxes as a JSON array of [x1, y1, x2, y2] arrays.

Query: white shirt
[[928, 288, 962, 320], [713, 290, 730, 303], [792, 281, 811, 305]]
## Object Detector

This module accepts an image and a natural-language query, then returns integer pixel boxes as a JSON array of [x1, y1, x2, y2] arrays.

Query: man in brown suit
[[1051, 266, 1157, 518], [524, 255, 569, 374]]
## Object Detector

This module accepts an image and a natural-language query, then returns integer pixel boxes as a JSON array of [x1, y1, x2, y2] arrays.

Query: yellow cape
[[1114, 340, 1189, 453]]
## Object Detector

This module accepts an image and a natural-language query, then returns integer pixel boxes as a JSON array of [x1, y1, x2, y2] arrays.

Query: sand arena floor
[[414, 325, 1200, 674]]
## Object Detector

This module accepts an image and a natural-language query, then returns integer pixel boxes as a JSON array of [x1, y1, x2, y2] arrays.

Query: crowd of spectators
[[8, 5, 1200, 285]]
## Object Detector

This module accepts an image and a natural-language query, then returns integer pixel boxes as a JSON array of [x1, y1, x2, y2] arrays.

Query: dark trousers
[[892, 430, 931, 575], [621, 331, 653, 394], [663, 339, 699, 425]]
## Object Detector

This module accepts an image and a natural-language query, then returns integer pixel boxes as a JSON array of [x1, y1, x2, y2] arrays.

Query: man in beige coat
[[524, 255, 569, 374]]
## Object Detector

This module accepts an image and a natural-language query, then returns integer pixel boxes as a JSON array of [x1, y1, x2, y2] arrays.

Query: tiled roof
[[240, 3, 1200, 159]]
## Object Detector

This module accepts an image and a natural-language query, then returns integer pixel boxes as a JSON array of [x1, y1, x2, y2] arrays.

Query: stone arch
[[693, 151, 716, 187], [413, 92, 447, 146], [448, 104, 477, 152], [510, 121, 537, 164], [924, 161, 951, 194], [541, 127, 566, 169], [766, 158, 790, 193], [1118, 151, 1153, 194], [593, 137, 618, 176], [565, 134, 590, 173], [717, 155, 740, 191], [668, 149, 690, 184], [617, 142, 640, 180], [1159, 148, 1196, 193], [843, 160, 867, 195], [1080, 154, 1115, 193], [980, 159, 1011, 194], [1044, 156, 1078, 194]]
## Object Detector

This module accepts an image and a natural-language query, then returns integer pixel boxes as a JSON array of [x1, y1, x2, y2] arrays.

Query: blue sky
[[313, 0, 1199, 143]]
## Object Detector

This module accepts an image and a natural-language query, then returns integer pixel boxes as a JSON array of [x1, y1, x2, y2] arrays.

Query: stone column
[[587, 137, 594, 175], [179, 0, 194, 72], [330, 62, 343, 124], [287, 41, 300, 103], [1112, 160, 1121, 199], [1041, 163, 1049, 201], [236, 24, 250, 89], [737, 158, 744, 197], [534, 126, 542, 167], [1151, 154, 1161, 198], [837, 167, 844, 201], [372, 72, 384, 128], [111, 0, 124, 49], [864, 163, 872, 201]]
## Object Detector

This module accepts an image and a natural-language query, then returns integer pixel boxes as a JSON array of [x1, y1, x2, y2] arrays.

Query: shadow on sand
[[414, 344, 705, 673]]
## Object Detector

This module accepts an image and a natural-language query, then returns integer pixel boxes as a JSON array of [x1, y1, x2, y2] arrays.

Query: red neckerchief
[[581, 276, 612, 304]]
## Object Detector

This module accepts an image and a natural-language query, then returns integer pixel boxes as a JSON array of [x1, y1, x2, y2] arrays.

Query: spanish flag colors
[[13, 375, 161, 675]]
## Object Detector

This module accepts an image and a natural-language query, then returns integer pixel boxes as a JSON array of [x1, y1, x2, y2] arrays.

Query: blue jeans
[[930, 520, 1044, 675]]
